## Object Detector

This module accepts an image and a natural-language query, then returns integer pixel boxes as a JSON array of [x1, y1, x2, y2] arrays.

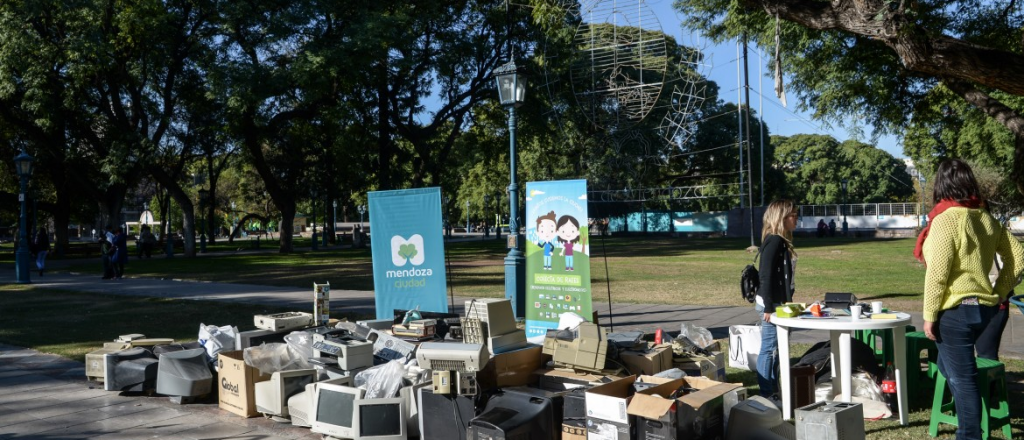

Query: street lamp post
[[231, 201, 236, 238], [198, 189, 209, 253], [495, 192, 502, 241], [442, 196, 450, 240], [917, 172, 927, 227], [332, 200, 337, 246], [493, 56, 527, 317], [465, 200, 470, 233], [483, 194, 490, 239], [321, 197, 329, 248], [840, 179, 849, 236], [14, 151, 34, 284], [311, 192, 318, 251]]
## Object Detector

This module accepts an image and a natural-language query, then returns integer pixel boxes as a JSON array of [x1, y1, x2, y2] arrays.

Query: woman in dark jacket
[[755, 199, 798, 398]]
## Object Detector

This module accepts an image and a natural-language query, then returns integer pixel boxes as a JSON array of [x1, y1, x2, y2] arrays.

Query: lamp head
[[493, 58, 527, 108], [14, 151, 34, 178]]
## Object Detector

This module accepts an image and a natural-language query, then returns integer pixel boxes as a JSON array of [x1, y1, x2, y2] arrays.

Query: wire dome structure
[[570, 0, 668, 130]]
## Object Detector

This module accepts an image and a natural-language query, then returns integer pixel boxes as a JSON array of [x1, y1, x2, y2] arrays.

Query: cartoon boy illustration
[[556, 215, 581, 271], [535, 211, 557, 270]]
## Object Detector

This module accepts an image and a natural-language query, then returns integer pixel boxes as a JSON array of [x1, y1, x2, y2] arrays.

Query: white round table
[[771, 312, 912, 425]]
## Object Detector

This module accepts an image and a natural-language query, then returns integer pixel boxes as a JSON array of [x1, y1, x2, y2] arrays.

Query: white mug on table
[[872, 301, 884, 314], [850, 305, 862, 320]]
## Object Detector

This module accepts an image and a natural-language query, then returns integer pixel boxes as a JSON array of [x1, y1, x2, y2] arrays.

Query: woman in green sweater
[[915, 158, 1024, 440]]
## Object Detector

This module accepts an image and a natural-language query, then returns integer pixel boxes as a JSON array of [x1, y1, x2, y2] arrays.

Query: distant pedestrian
[[112, 227, 128, 279], [99, 234, 114, 279], [828, 219, 837, 237], [816, 219, 827, 238], [33, 227, 50, 276], [138, 225, 156, 258]]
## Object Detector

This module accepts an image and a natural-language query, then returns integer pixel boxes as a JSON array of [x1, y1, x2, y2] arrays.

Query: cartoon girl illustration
[[535, 211, 557, 270], [556, 215, 581, 271]]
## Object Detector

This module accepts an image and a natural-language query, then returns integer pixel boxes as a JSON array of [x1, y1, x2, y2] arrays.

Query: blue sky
[[644, 0, 904, 158]]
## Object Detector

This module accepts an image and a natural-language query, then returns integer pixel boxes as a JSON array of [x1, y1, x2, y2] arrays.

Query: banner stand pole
[[601, 216, 614, 333]]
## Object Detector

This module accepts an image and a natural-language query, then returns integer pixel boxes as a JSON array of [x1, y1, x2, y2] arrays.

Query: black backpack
[[740, 248, 761, 303]]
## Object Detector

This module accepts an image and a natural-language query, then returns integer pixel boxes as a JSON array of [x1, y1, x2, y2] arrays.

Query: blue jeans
[[935, 303, 997, 440], [756, 309, 779, 397]]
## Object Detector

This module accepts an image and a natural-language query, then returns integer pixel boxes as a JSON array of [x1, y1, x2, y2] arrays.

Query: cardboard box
[[626, 376, 745, 440], [619, 344, 672, 376], [585, 374, 637, 424], [672, 351, 725, 381], [478, 345, 545, 390], [587, 417, 635, 440], [535, 368, 611, 391], [217, 350, 271, 417]]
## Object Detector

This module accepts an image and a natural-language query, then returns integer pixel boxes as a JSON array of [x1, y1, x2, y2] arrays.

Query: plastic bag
[[679, 323, 714, 349], [850, 372, 884, 402], [198, 323, 237, 360], [242, 342, 310, 374], [284, 331, 314, 361], [355, 360, 407, 399], [728, 325, 761, 371]]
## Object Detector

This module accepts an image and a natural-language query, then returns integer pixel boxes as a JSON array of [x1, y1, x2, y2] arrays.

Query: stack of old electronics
[[83, 333, 216, 404]]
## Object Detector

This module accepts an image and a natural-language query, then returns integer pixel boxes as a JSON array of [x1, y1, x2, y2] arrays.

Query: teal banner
[[368, 188, 448, 320], [524, 179, 591, 337]]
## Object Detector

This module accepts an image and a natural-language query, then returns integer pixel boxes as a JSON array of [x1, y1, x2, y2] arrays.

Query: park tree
[[672, 0, 1024, 196], [0, 0, 217, 256], [772, 134, 914, 204]]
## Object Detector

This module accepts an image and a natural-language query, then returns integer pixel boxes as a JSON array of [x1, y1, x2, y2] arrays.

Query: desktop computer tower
[[795, 401, 865, 440]]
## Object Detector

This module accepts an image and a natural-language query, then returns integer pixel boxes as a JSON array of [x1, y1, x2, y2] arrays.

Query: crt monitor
[[467, 388, 556, 440], [156, 348, 213, 400], [289, 376, 355, 428], [255, 368, 317, 418], [353, 398, 406, 440], [311, 383, 365, 438], [104, 347, 159, 392]]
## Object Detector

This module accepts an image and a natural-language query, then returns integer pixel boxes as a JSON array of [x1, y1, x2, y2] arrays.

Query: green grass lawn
[[45, 235, 928, 308]]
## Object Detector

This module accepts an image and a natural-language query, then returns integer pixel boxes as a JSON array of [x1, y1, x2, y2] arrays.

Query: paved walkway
[[1, 268, 1022, 439]]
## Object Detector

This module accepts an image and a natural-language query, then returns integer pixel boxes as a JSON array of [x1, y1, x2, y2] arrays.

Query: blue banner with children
[[524, 179, 592, 337], [368, 187, 448, 320]]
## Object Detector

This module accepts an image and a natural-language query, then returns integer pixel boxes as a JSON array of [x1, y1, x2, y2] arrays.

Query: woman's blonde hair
[[762, 199, 796, 243]]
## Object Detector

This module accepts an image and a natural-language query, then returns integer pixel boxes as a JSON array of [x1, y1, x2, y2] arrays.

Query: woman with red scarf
[[915, 159, 1024, 440]]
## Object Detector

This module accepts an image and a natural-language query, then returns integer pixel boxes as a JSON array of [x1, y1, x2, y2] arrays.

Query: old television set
[[255, 368, 317, 419], [725, 395, 796, 440], [418, 387, 476, 440], [353, 398, 407, 440], [289, 376, 354, 428], [104, 347, 159, 392], [155, 348, 213, 404], [467, 388, 556, 440], [415, 342, 489, 372], [400, 382, 432, 438], [311, 383, 365, 438]]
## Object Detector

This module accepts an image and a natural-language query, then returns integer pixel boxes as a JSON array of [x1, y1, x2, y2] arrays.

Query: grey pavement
[[1, 267, 1022, 439]]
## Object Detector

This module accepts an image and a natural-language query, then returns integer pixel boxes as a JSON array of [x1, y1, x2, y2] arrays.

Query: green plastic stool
[[855, 325, 917, 365], [904, 331, 938, 405], [928, 358, 1012, 439]]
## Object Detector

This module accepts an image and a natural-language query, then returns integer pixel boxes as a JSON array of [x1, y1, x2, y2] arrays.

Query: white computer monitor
[[311, 383, 365, 438], [255, 369, 317, 418], [289, 376, 355, 428], [353, 398, 407, 440]]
